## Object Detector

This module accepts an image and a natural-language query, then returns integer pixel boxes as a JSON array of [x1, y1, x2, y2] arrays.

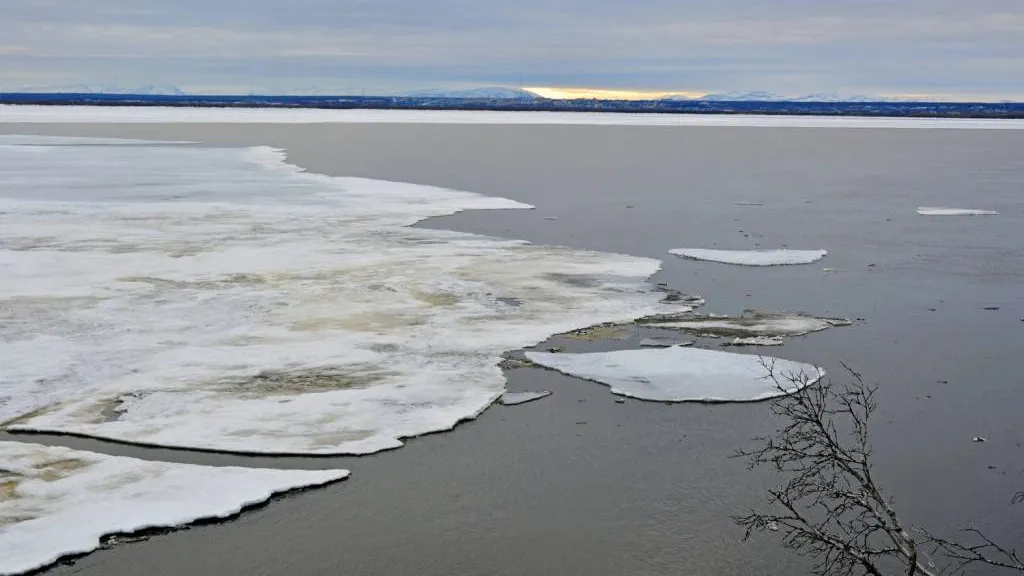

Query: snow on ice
[[669, 248, 827, 266], [0, 441, 346, 576], [524, 347, 823, 402]]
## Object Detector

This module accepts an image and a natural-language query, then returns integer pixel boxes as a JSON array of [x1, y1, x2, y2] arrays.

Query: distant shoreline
[[2, 93, 1022, 119]]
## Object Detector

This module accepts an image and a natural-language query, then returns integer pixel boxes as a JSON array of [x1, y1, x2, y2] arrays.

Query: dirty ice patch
[[916, 207, 999, 216], [0, 441, 347, 576], [669, 248, 827, 266], [723, 336, 785, 347], [524, 347, 823, 402], [0, 136, 668, 454], [639, 336, 694, 348], [641, 310, 851, 337]]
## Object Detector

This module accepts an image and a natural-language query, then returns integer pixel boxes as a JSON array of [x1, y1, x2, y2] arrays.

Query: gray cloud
[[1, 0, 1021, 98]]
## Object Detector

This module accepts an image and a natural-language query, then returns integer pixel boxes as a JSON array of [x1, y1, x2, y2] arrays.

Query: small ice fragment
[[722, 336, 785, 346], [655, 285, 705, 306], [917, 207, 998, 216], [0, 441, 347, 575], [544, 216, 559, 220], [972, 436, 988, 443], [499, 391, 552, 406], [524, 347, 823, 403], [669, 249, 827, 266]]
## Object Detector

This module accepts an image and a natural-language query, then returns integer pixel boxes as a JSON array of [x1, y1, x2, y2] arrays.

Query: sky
[[1, 0, 1022, 100]]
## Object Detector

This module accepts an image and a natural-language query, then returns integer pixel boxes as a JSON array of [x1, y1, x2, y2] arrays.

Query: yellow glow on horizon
[[524, 86, 701, 100]]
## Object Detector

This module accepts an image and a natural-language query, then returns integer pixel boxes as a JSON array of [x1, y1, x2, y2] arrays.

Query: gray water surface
[[2, 122, 1022, 576]]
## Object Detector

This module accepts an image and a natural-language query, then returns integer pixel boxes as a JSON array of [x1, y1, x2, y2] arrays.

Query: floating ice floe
[[0, 136, 671, 455], [669, 248, 827, 266], [640, 310, 852, 337], [722, 336, 785, 347], [0, 441, 347, 575], [916, 207, 998, 216], [499, 391, 552, 406], [524, 347, 823, 402]]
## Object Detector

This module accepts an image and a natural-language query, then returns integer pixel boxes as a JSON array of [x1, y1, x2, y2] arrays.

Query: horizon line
[[2, 88, 1023, 104]]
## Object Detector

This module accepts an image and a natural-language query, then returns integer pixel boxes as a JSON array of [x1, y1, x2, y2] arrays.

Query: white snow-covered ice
[[916, 207, 999, 216], [2, 106, 1023, 129], [0, 441, 347, 576], [524, 347, 823, 402], [0, 135, 193, 146], [499, 391, 552, 406], [0, 135, 669, 454], [669, 248, 827, 266]]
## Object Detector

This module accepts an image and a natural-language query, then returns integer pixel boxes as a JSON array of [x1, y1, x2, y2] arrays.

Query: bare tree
[[734, 360, 1022, 576]]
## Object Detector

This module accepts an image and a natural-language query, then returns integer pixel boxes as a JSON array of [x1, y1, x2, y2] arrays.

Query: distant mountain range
[[661, 91, 937, 103], [1, 85, 999, 104], [10, 84, 187, 96], [408, 88, 942, 103]]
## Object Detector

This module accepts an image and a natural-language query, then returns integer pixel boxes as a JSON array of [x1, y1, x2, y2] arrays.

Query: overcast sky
[[1, 0, 1022, 99]]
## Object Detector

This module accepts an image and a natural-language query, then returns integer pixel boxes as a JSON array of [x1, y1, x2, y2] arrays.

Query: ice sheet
[[0, 136, 668, 454], [669, 248, 827, 266], [0, 441, 347, 575], [0, 135, 193, 146], [499, 391, 552, 406], [643, 310, 851, 337], [916, 206, 999, 216], [524, 347, 823, 402], [2, 106, 1023, 129]]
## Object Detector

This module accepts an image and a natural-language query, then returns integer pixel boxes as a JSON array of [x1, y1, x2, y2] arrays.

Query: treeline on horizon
[[2, 93, 1022, 119]]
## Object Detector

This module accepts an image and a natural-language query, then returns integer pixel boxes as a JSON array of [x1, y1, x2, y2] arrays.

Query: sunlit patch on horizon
[[524, 86, 702, 100]]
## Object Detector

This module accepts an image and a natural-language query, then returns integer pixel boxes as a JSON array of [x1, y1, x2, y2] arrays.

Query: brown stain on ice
[[34, 458, 91, 482], [0, 479, 19, 502]]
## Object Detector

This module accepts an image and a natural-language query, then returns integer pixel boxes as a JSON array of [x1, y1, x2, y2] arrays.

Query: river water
[[1, 121, 1021, 576]]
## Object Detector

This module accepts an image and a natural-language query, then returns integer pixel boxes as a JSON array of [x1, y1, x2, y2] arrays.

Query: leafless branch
[[733, 360, 1021, 576], [920, 527, 1024, 574]]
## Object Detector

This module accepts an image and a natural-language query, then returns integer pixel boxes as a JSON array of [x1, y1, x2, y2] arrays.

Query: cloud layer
[[2, 0, 1022, 98]]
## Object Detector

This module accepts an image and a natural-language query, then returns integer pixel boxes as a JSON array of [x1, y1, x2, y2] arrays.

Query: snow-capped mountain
[[403, 87, 538, 99], [7, 84, 186, 95], [697, 91, 787, 101], [789, 93, 879, 103]]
